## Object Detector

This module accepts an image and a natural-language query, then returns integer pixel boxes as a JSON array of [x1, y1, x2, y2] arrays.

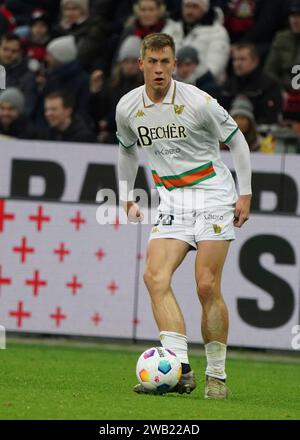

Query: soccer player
[[116, 33, 251, 399]]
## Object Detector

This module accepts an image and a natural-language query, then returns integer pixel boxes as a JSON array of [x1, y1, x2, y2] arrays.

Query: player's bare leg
[[144, 238, 189, 334], [195, 240, 230, 399], [134, 238, 196, 394]]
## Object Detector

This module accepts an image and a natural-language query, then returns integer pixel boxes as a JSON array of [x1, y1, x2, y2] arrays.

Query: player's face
[[139, 47, 176, 94]]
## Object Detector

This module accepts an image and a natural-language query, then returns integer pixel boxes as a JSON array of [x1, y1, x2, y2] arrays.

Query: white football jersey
[[116, 79, 239, 212]]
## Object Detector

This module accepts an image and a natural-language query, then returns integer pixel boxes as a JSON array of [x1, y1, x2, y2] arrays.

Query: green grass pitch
[[0, 340, 299, 420]]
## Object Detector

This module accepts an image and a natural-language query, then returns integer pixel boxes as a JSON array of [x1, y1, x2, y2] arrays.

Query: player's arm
[[202, 97, 252, 228], [225, 129, 252, 228], [118, 145, 144, 222], [116, 103, 144, 223]]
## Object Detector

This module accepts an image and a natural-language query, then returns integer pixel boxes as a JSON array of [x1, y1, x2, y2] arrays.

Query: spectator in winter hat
[[117, 35, 141, 63], [34, 34, 89, 127], [229, 95, 260, 151], [54, 0, 113, 71], [46, 34, 78, 66], [89, 35, 143, 144], [175, 45, 221, 99], [0, 87, 39, 139]]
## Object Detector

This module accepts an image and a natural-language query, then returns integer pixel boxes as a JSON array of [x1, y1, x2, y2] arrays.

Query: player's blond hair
[[140, 33, 175, 59]]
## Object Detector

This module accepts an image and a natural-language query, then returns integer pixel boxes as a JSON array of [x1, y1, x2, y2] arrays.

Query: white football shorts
[[149, 205, 235, 249]]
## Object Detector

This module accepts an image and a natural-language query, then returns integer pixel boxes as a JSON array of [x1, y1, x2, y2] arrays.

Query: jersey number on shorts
[[155, 214, 174, 226]]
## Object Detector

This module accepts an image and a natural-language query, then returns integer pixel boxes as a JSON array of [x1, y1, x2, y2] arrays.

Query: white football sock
[[205, 341, 227, 380], [159, 331, 189, 364]]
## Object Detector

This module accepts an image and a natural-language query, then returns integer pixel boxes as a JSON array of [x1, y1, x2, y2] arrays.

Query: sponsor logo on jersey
[[137, 124, 187, 146], [174, 104, 185, 115], [135, 110, 145, 117], [204, 213, 224, 221], [213, 224, 223, 234], [155, 147, 181, 157]]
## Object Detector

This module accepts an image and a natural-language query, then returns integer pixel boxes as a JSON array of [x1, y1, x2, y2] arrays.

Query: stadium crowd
[[0, 0, 299, 152]]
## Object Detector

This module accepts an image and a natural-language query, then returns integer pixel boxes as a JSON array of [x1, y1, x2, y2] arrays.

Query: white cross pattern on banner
[[0, 199, 138, 337], [0, 198, 299, 349]]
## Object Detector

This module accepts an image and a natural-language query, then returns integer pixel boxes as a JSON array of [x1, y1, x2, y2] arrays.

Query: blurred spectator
[[42, 91, 97, 143], [220, 43, 282, 123], [90, 35, 143, 143], [264, 0, 300, 93], [22, 9, 52, 65], [35, 34, 90, 127], [116, 0, 180, 66], [0, 0, 16, 36], [175, 45, 221, 99], [281, 90, 300, 125], [166, 0, 230, 82], [6, 0, 60, 27], [54, 0, 114, 72], [58, 0, 89, 31], [120, 0, 178, 39], [229, 95, 261, 151], [0, 33, 38, 117], [223, 0, 288, 57], [92, 0, 134, 36], [0, 87, 39, 139]]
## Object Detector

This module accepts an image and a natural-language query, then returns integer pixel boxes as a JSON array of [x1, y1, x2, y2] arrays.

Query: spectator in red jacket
[[223, 0, 289, 57], [22, 9, 52, 65], [0, 0, 16, 36]]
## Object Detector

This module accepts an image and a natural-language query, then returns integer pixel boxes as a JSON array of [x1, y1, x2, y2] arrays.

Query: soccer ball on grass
[[136, 346, 182, 393]]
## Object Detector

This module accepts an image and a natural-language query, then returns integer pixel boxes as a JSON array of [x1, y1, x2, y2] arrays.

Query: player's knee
[[196, 277, 215, 303], [143, 267, 170, 296]]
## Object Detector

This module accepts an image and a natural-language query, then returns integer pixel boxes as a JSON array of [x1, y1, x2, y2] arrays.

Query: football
[[136, 347, 182, 393]]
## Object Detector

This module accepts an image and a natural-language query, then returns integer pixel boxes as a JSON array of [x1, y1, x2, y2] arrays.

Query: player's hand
[[122, 201, 144, 223], [234, 194, 251, 228]]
